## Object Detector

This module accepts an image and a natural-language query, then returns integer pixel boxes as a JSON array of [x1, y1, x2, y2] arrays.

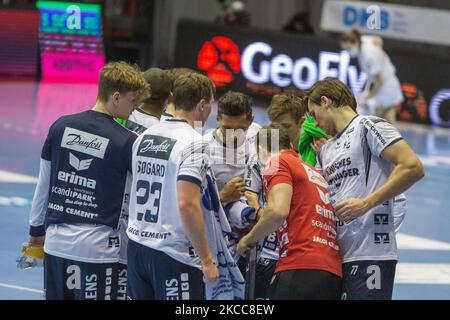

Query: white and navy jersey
[[245, 153, 279, 261], [44, 223, 121, 263], [120, 108, 159, 264], [393, 193, 407, 233], [126, 108, 160, 134], [41, 110, 136, 228], [247, 122, 261, 157], [127, 119, 213, 269], [159, 111, 174, 122], [203, 128, 254, 191], [118, 174, 133, 264], [316, 115, 403, 263], [359, 36, 403, 108], [29, 110, 136, 262]]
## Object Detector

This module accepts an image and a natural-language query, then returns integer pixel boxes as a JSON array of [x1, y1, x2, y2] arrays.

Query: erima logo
[[61, 127, 109, 159], [317, 187, 331, 205], [58, 171, 96, 189], [69, 152, 93, 171], [374, 233, 390, 244]]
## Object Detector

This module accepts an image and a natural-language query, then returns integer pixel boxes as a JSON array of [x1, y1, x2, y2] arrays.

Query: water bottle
[[16, 243, 44, 269], [327, 185, 362, 234]]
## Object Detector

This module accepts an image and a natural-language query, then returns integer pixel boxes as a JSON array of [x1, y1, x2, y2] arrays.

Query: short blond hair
[[267, 93, 306, 123], [173, 73, 213, 112], [97, 61, 150, 103]]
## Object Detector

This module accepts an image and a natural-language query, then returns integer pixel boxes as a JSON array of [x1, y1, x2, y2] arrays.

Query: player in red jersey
[[237, 124, 342, 299]]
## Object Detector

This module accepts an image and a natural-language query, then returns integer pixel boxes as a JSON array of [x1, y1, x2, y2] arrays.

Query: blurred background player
[[126, 72, 219, 300], [125, 67, 172, 134], [307, 77, 424, 300], [340, 29, 404, 123], [237, 124, 342, 300], [26, 61, 149, 300]]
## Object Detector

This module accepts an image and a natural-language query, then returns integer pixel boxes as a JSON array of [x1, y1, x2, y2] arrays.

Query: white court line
[[0, 170, 38, 184], [397, 233, 450, 251], [0, 282, 43, 294], [396, 263, 450, 285], [419, 155, 450, 167]]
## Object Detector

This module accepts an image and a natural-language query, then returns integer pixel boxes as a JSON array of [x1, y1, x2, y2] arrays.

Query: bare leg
[[375, 106, 397, 124]]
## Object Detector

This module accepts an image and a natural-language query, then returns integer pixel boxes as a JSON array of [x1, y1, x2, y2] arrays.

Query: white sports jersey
[[127, 119, 211, 269], [247, 122, 261, 157], [45, 224, 120, 263], [120, 109, 160, 264], [159, 111, 174, 122], [317, 115, 403, 263], [203, 128, 253, 191], [245, 153, 279, 261], [126, 108, 160, 134], [118, 174, 132, 264], [393, 193, 407, 233], [359, 36, 403, 108], [28, 111, 137, 264], [31, 161, 122, 263]]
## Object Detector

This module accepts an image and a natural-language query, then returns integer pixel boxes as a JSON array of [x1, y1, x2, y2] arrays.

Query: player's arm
[[367, 72, 383, 99], [28, 158, 51, 246], [237, 183, 292, 255], [336, 140, 424, 221], [177, 141, 218, 283], [219, 176, 246, 204], [177, 180, 217, 282]]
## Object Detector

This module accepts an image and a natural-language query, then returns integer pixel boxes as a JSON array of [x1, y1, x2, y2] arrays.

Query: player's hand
[[244, 191, 259, 209], [201, 259, 219, 283], [28, 236, 45, 247], [335, 198, 371, 222], [311, 138, 328, 153], [236, 235, 256, 256], [220, 177, 246, 203]]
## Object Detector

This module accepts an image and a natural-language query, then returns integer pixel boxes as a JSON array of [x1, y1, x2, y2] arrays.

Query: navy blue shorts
[[44, 253, 122, 300], [341, 260, 397, 300], [127, 240, 204, 300], [116, 263, 128, 300]]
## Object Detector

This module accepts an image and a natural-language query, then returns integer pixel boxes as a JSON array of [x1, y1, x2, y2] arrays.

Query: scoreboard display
[[36, 1, 105, 82]]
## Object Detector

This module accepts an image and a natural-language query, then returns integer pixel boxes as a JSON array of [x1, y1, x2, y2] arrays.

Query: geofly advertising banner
[[174, 19, 450, 127]]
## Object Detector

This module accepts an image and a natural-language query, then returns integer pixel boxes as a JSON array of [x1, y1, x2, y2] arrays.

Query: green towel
[[115, 117, 127, 127], [298, 116, 328, 166]]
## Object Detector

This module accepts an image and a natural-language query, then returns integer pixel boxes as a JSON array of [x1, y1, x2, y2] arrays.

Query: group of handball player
[[24, 50, 424, 300]]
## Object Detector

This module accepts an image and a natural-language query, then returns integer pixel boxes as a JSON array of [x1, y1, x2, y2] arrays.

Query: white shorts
[[373, 76, 404, 109]]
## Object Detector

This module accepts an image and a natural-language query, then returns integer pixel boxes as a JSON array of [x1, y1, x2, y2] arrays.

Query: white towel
[[202, 172, 246, 300], [224, 199, 257, 229]]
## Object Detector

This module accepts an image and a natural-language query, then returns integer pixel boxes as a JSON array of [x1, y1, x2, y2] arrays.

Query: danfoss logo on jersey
[[197, 37, 367, 93]]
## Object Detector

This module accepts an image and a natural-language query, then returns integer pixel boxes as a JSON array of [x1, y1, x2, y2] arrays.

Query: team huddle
[[26, 60, 424, 300]]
